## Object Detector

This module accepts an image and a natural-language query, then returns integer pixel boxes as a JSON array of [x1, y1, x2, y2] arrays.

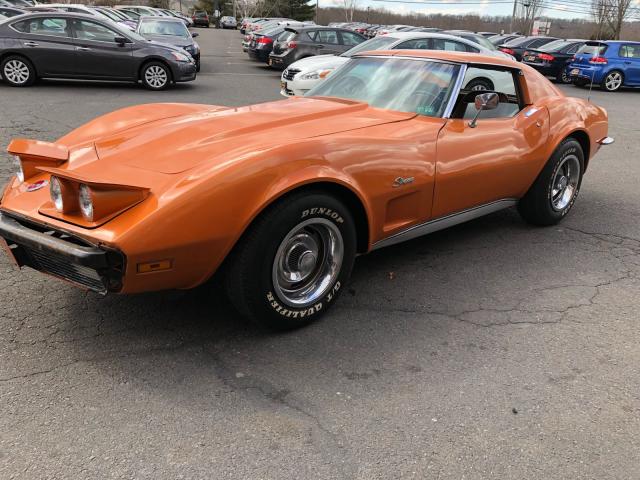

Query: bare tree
[[342, 0, 359, 22], [591, 0, 612, 38], [605, 0, 635, 39], [515, 0, 545, 35]]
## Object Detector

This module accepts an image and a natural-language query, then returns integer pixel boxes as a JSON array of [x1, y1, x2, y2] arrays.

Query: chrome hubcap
[[551, 154, 580, 211], [272, 218, 343, 308], [145, 65, 167, 88], [3, 60, 29, 84], [605, 72, 622, 90]]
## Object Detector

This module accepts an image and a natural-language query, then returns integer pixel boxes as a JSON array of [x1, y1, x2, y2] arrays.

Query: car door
[[619, 44, 640, 85], [71, 18, 135, 79], [312, 29, 342, 55], [9, 16, 76, 76], [433, 66, 550, 218]]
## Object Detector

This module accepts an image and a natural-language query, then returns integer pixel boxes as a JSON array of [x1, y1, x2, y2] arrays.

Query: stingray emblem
[[26, 180, 49, 192], [392, 176, 415, 188]]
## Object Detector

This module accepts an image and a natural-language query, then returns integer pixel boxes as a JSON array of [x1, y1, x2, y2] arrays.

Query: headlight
[[50, 176, 63, 212], [170, 51, 191, 62], [11, 154, 24, 183], [79, 184, 93, 221], [300, 69, 334, 80]]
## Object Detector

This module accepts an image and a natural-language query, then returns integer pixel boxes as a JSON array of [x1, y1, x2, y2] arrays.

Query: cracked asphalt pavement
[[1, 29, 639, 479]]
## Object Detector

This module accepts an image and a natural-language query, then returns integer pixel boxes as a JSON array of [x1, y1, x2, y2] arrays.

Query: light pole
[[509, 0, 518, 33], [315, 0, 319, 24]]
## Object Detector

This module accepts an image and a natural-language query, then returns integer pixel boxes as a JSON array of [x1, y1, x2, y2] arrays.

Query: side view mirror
[[191, 32, 199, 38], [469, 92, 499, 128], [114, 36, 130, 46]]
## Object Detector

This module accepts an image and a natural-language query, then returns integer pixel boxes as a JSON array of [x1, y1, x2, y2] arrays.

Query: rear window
[[277, 30, 296, 43], [195, 12, 207, 18], [577, 43, 608, 56], [538, 40, 572, 52]]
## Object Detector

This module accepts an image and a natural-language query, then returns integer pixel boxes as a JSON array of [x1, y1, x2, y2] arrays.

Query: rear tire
[[518, 138, 584, 226], [141, 61, 171, 91], [225, 192, 357, 331], [1, 55, 36, 87], [556, 68, 572, 84], [601, 70, 623, 92]]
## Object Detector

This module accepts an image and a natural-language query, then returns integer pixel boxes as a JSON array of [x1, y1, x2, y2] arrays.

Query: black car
[[0, 6, 25, 17], [0, 12, 197, 90], [521, 38, 586, 83], [268, 26, 366, 70], [191, 10, 209, 28], [136, 15, 201, 71], [247, 25, 284, 62], [498, 35, 558, 61], [442, 30, 500, 52]]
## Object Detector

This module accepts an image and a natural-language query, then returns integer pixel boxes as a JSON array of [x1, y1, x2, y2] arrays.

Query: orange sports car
[[1, 50, 613, 330]]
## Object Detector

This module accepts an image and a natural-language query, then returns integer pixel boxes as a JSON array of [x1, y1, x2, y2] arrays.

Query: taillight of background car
[[589, 56, 608, 64], [287, 41, 297, 49], [500, 47, 516, 55], [538, 53, 555, 62]]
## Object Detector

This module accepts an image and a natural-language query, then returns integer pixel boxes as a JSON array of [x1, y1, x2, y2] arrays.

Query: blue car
[[568, 40, 640, 92]]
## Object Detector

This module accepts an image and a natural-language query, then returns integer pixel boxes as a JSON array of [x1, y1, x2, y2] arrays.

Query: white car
[[280, 32, 515, 97]]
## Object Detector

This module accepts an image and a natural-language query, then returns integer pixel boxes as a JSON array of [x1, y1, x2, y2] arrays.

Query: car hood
[[145, 35, 192, 48], [288, 54, 349, 72], [92, 97, 415, 175]]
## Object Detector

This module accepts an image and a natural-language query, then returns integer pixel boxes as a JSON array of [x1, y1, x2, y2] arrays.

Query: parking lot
[[1, 27, 640, 479]]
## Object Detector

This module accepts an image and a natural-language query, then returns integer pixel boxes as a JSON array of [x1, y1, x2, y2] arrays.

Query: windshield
[[470, 34, 497, 51], [341, 36, 396, 57], [139, 19, 190, 38], [306, 57, 460, 117]]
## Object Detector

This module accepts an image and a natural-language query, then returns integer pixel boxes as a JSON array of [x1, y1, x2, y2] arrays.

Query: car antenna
[[587, 41, 600, 103]]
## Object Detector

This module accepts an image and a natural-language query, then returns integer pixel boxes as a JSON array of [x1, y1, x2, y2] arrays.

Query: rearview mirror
[[469, 92, 499, 128], [114, 36, 130, 46], [191, 32, 199, 38]]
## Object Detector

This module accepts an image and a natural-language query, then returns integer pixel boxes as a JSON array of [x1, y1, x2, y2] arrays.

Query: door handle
[[317, 44, 325, 48], [24, 41, 39, 47], [624, 61, 631, 64], [76, 46, 91, 51]]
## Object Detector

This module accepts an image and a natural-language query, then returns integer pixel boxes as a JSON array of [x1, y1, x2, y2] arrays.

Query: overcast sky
[[321, 0, 640, 20]]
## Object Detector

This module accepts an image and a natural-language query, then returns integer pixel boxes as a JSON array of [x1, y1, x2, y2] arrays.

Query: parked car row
[[0, 11, 200, 89], [272, 22, 640, 92]]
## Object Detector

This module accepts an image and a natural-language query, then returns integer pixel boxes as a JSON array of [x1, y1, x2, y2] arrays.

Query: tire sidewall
[[602, 70, 623, 92], [142, 62, 171, 90], [544, 140, 584, 220], [1, 56, 35, 87], [248, 195, 356, 328]]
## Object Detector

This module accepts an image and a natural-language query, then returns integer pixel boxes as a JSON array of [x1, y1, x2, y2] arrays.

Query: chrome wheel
[[604, 71, 622, 91], [3, 59, 29, 85], [551, 154, 581, 211], [144, 65, 168, 89], [272, 218, 344, 308]]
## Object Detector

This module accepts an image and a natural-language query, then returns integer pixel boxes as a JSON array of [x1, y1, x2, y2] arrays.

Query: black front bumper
[[0, 212, 125, 294]]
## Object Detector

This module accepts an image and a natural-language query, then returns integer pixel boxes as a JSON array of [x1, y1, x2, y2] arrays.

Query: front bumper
[[174, 61, 197, 82], [0, 212, 125, 294]]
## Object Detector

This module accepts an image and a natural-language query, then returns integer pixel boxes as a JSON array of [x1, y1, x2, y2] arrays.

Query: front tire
[[518, 138, 584, 226], [601, 70, 623, 92], [1, 55, 35, 87], [141, 61, 171, 90], [225, 192, 357, 330]]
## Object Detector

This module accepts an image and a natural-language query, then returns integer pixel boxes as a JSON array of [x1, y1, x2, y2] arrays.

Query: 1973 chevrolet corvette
[[0, 50, 612, 330]]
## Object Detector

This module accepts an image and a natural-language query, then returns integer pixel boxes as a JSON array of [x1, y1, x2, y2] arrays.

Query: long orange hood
[[92, 97, 416, 175]]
